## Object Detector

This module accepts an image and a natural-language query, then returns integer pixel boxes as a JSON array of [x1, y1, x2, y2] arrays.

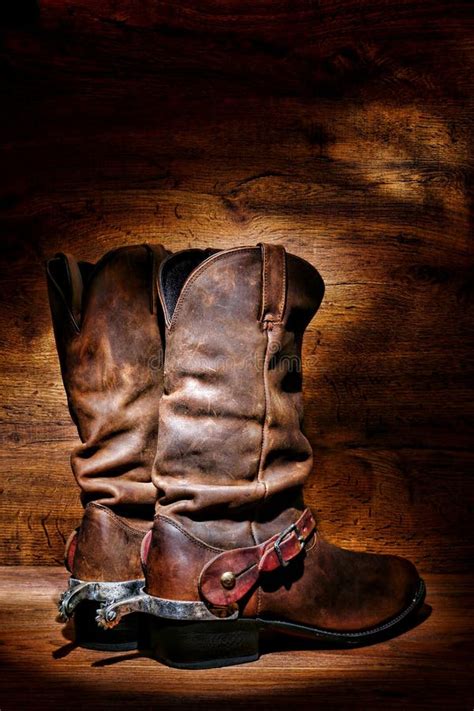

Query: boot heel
[[74, 601, 139, 651], [141, 617, 260, 669]]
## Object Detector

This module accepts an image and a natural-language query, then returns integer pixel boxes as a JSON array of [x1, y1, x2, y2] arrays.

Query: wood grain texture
[[0, 567, 472, 710], [0, 1, 473, 570]]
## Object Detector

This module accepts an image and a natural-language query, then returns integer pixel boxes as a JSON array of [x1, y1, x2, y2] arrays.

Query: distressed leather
[[67, 503, 147, 581], [47, 244, 168, 582], [153, 245, 319, 547], [146, 243, 422, 633]]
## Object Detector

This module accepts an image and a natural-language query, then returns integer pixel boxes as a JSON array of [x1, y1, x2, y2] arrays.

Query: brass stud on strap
[[220, 571, 236, 589]]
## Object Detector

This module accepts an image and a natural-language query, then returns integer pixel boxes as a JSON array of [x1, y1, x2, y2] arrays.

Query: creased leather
[[47, 244, 168, 580], [153, 246, 323, 547], [146, 242, 422, 634]]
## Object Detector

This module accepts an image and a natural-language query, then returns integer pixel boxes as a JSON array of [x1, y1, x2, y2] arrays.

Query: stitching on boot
[[154, 514, 226, 553], [87, 502, 148, 538], [169, 247, 257, 331]]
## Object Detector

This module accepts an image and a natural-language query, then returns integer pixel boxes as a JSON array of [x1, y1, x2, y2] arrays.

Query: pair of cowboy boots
[[47, 243, 425, 666]]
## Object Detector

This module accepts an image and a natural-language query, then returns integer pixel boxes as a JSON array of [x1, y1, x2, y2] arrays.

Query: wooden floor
[[0, 567, 472, 710]]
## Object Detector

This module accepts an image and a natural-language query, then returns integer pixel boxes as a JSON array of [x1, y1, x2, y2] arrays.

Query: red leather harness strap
[[199, 509, 316, 607]]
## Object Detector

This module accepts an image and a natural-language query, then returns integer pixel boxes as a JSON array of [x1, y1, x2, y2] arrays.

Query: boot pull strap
[[59, 253, 83, 327], [143, 244, 169, 315], [258, 243, 287, 328], [46, 252, 84, 332]]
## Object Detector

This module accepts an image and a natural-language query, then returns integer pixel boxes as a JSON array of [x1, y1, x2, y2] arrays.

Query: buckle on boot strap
[[199, 509, 316, 608]]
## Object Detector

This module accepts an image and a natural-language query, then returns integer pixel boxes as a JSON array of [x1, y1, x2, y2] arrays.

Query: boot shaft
[[153, 244, 324, 547], [47, 244, 168, 514]]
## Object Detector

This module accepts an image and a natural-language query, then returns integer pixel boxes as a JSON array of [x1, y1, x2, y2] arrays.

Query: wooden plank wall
[[0, 0, 473, 571]]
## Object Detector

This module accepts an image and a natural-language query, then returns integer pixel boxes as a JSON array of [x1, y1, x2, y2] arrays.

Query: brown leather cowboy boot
[[98, 243, 425, 666], [46, 244, 168, 650]]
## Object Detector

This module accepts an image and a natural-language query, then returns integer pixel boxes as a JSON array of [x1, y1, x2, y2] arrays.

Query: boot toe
[[385, 553, 423, 620], [302, 539, 424, 632]]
